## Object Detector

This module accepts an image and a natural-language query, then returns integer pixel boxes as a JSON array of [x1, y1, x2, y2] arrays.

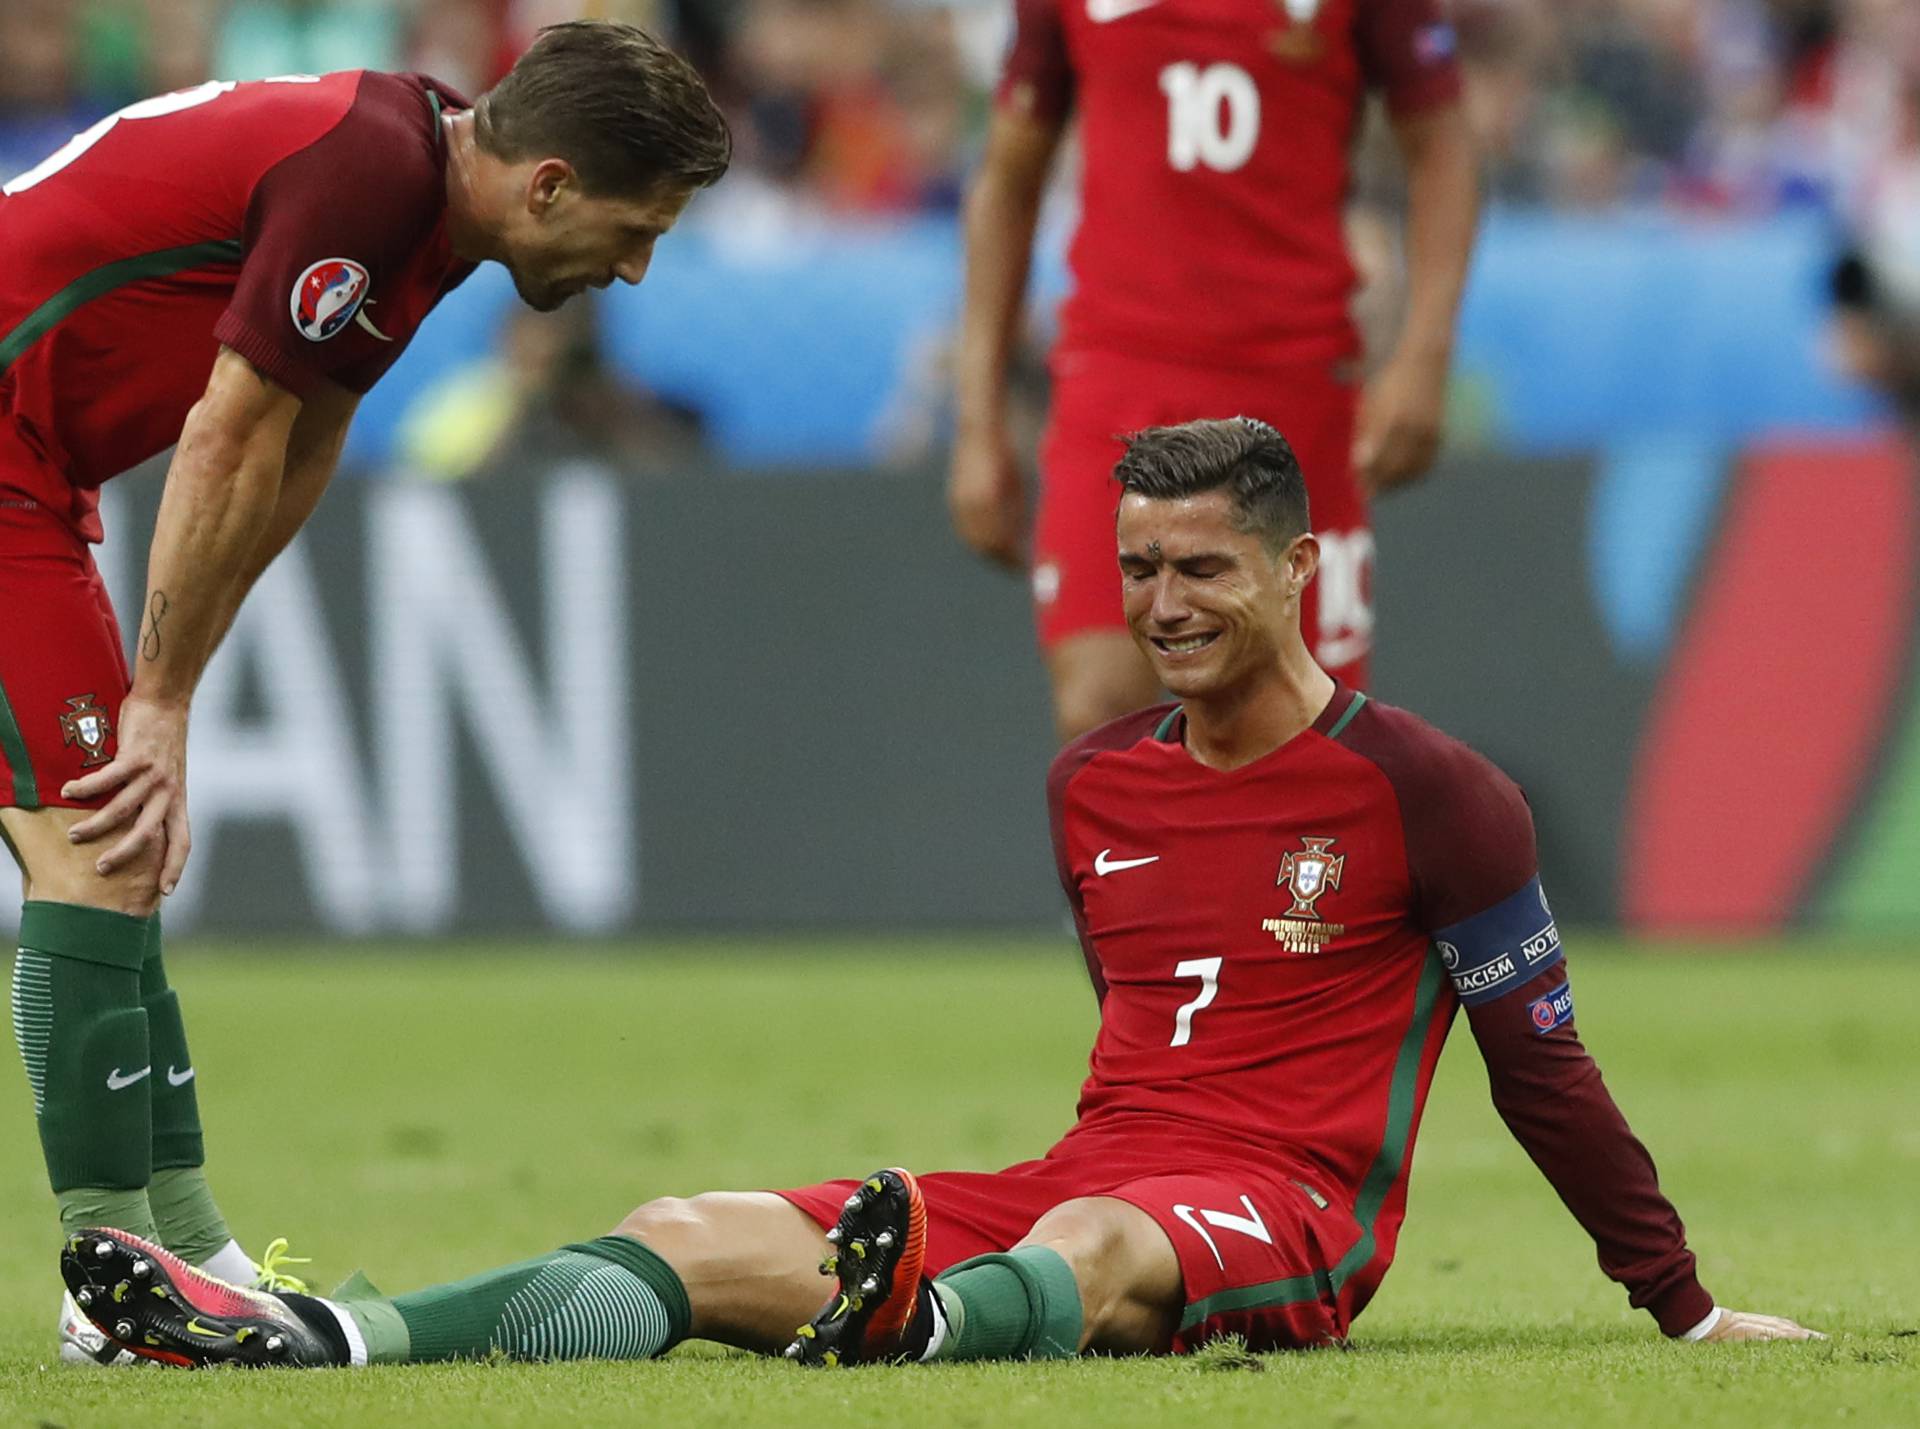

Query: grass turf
[[2, 936, 1914, 1426]]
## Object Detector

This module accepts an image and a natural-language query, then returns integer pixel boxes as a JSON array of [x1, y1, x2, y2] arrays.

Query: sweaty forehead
[[1116, 490, 1244, 554]]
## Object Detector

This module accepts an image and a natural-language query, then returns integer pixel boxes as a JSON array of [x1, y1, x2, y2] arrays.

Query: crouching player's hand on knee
[[1695, 1308, 1825, 1343], [62, 694, 191, 893]]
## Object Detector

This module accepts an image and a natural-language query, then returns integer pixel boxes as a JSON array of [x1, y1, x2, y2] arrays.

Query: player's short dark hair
[[1113, 417, 1311, 552], [476, 21, 731, 198]]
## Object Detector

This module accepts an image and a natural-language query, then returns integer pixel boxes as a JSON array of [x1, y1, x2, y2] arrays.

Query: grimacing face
[[1115, 489, 1316, 699], [502, 165, 695, 312]]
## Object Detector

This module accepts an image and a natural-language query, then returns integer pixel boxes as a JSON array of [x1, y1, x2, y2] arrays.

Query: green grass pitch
[[2, 936, 1914, 1426]]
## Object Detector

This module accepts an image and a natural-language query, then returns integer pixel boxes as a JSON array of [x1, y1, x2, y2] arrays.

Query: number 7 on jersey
[[1171, 956, 1222, 1047]]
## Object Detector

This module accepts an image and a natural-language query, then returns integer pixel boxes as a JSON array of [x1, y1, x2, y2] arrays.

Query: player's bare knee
[[0, 807, 162, 917], [613, 1194, 706, 1248], [1021, 1197, 1180, 1351]]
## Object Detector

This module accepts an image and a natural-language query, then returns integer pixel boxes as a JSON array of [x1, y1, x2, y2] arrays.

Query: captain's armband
[[1432, 876, 1563, 1006]]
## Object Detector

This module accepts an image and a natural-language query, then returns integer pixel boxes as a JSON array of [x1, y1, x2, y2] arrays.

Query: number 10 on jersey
[[1159, 62, 1260, 173]]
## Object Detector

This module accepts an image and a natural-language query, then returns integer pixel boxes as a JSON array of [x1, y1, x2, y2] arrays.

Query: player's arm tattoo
[[140, 590, 170, 662]]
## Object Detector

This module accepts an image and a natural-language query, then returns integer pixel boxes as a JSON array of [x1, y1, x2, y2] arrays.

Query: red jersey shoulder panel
[[213, 71, 473, 398], [1330, 694, 1536, 931]]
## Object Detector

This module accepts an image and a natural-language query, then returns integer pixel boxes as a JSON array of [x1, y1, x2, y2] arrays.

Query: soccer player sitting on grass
[[62, 419, 1821, 1368]]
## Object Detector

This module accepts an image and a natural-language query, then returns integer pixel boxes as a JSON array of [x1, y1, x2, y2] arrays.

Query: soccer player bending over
[[2, 22, 728, 1364], [63, 419, 1819, 1367]]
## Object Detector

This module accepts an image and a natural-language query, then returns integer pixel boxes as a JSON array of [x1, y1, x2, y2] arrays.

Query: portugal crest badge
[[58, 694, 113, 768], [1262, 835, 1347, 952]]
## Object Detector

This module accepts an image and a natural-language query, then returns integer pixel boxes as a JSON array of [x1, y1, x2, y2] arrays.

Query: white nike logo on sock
[[167, 1065, 195, 1087], [105, 1066, 151, 1091]]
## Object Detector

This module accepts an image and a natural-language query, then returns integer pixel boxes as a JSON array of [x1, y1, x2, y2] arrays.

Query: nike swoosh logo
[[1094, 849, 1160, 876], [354, 302, 394, 342], [185, 1318, 223, 1339], [106, 1066, 152, 1091], [1086, 0, 1162, 21], [167, 1065, 195, 1087]]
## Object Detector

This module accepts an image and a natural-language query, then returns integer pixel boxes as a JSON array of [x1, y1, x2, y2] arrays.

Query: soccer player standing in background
[[60, 420, 1820, 1371], [0, 21, 728, 1362], [951, 0, 1479, 741]]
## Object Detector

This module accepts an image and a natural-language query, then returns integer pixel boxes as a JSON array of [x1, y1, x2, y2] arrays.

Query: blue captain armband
[[1432, 876, 1564, 1006]]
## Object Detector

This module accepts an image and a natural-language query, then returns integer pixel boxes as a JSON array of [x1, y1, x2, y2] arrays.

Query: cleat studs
[[112, 1281, 130, 1303], [76, 1289, 93, 1309], [95, 1239, 115, 1260], [131, 1260, 150, 1280], [796, 1324, 817, 1340], [850, 1241, 867, 1259], [818, 1256, 838, 1276], [844, 1193, 863, 1210], [266, 1334, 286, 1355], [860, 1275, 880, 1294], [825, 1227, 843, 1244], [114, 1319, 134, 1339], [850, 1295, 864, 1312], [875, 1231, 895, 1249], [784, 1341, 804, 1359], [823, 1350, 840, 1368], [865, 1178, 885, 1193]]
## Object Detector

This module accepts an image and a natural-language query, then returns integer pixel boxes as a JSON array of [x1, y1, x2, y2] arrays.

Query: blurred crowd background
[[5, 0, 1920, 477], [4, 0, 1919, 224]]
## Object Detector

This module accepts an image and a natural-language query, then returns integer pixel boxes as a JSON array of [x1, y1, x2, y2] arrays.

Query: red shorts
[[0, 492, 129, 810], [1033, 350, 1372, 688], [778, 1149, 1360, 1353]]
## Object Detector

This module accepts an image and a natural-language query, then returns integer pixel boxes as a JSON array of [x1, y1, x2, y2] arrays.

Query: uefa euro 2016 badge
[[290, 257, 372, 342], [1268, 0, 1324, 62], [1262, 835, 1347, 952], [58, 694, 113, 769]]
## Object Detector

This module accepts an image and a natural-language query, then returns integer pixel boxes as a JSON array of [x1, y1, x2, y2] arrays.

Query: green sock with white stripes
[[12, 901, 159, 1241], [346, 1236, 691, 1364]]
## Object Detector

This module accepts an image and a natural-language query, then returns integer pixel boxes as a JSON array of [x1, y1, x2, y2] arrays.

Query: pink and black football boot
[[59, 1230, 340, 1368]]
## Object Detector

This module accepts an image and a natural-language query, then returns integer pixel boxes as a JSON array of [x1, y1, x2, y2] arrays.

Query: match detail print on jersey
[[1431, 876, 1563, 1006]]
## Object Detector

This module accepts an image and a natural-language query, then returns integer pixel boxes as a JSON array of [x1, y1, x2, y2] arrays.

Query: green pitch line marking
[[0, 239, 243, 377], [1178, 954, 1445, 1331], [0, 674, 40, 808]]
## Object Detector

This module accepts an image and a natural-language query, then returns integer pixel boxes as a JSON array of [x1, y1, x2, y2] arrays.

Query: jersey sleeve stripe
[[0, 239, 242, 377]]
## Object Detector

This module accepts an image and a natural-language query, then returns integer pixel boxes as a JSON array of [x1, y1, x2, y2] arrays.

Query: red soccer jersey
[[1000, 0, 1461, 366], [1046, 686, 1715, 1334], [0, 71, 475, 542]]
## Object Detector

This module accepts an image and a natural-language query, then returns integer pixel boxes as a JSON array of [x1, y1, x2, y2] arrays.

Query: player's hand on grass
[[948, 426, 1028, 571], [1354, 348, 1449, 499], [60, 694, 192, 893], [1698, 1309, 1827, 1343]]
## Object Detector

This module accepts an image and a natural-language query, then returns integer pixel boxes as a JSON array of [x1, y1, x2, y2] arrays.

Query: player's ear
[[526, 158, 577, 215], [1284, 531, 1319, 597]]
